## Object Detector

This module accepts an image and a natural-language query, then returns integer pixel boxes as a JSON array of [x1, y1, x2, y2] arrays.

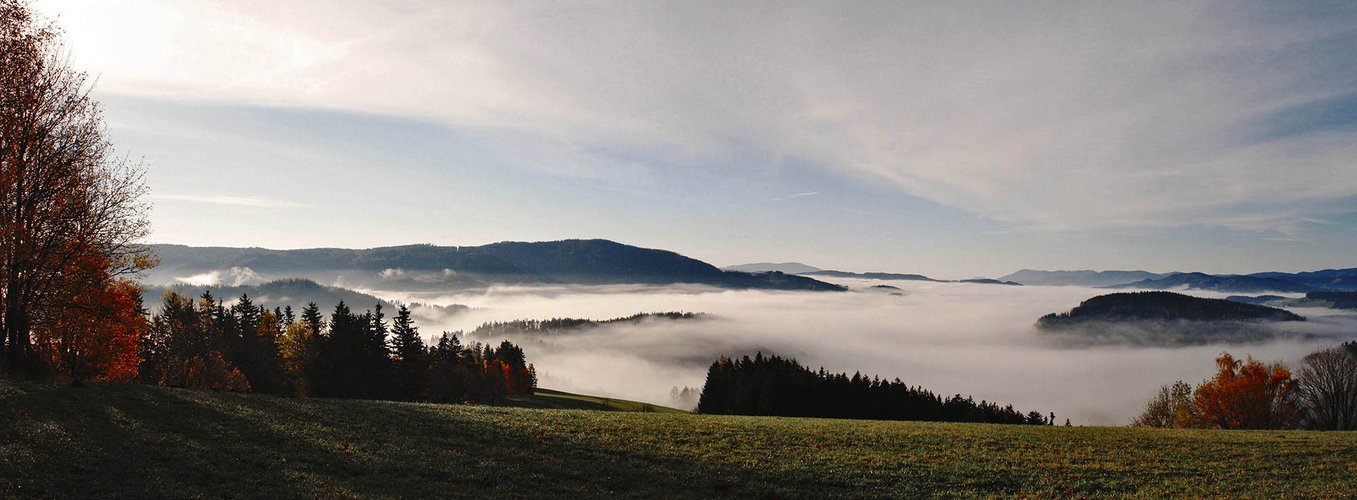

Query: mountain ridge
[[148, 240, 846, 292]]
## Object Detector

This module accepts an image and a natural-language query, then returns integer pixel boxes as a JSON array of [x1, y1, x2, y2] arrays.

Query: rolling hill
[[148, 240, 845, 292]]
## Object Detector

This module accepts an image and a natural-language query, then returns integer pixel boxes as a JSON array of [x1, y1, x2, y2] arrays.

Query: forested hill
[[149, 240, 845, 292], [1038, 291, 1304, 327]]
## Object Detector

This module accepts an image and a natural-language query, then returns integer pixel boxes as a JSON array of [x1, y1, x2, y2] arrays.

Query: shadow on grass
[[1, 381, 896, 498]]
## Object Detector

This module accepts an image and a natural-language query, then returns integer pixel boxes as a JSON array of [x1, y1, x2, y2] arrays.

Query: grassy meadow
[[2, 379, 1356, 498]]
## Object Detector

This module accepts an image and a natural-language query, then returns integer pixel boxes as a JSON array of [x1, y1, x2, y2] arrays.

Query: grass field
[[3, 380, 1356, 498]]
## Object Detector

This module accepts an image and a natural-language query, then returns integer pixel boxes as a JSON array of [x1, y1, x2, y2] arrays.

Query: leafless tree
[[1295, 344, 1357, 430]]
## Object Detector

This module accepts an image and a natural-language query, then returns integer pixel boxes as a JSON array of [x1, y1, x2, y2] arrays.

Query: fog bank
[[365, 280, 1357, 425]]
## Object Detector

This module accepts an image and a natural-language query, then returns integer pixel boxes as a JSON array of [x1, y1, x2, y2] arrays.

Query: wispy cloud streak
[[151, 193, 312, 209]]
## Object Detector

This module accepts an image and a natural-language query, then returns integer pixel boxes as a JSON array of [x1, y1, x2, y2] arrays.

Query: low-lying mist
[[361, 280, 1357, 425]]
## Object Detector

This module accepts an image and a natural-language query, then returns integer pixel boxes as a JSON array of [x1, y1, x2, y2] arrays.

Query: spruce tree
[[389, 305, 428, 400]]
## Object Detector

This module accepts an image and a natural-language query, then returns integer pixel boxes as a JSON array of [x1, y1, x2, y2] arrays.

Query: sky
[[32, 0, 1357, 278]]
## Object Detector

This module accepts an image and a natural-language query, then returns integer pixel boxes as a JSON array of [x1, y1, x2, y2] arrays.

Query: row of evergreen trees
[[469, 312, 703, 337], [138, 291, 535, 403], [697, 353, 1051, 425]]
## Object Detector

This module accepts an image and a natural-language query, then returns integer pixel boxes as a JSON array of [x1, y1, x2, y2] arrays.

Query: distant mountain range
[[803, 270, 1021, 286], [999, 269, 1167, 287], [1004, 268, 1357, 293], [801, 270, 939, 282], [149, 240, 846, 292], [1107, 272, 1315, 293], [719, 264, 1021, 286]]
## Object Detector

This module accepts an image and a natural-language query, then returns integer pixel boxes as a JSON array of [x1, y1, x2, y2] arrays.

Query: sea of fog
[[363, 279, 1357, 426]]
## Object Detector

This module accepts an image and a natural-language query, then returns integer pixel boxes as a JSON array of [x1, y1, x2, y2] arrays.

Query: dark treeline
[[469, 312, 704, 337], [697, 353, 1052, 425], [138, 291, 535, 403]]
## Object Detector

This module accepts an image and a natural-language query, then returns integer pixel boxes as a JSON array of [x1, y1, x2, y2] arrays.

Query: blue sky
[[34, 1, 1357, 278]]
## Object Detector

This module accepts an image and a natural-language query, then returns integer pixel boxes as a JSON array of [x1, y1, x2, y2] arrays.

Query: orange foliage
[[33, 275, 148, 383], [1193, 353, 1301, 429]]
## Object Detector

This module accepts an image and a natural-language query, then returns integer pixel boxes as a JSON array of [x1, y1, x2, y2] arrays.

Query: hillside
[[1109, 272, 1312, 293], [3, 381, 1355, 497], [148, 240, 845, 292], [1039, 291, 1304, 327]]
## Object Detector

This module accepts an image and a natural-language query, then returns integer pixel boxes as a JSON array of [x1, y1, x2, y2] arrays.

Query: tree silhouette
[[1294, 343, 1357, 430], [389, 304, 428, 401]]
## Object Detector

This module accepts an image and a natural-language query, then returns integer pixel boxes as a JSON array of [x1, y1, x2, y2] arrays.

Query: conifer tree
[[389, 304, 428, 400]]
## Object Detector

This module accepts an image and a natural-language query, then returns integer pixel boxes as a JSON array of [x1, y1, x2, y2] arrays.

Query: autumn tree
[[1294, 344, 1357, 430], [279, 320, 315, 396], [34, 278, 146, 382], [1193, 353, 1301, 429], [1, 0, 153, 376]]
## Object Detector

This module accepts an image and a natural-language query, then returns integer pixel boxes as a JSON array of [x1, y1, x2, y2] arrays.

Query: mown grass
[[2, 379, 1356, 498], [501, 388, 687, 413]]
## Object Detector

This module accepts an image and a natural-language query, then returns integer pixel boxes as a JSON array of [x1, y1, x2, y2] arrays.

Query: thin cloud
[[151, 193, 312, 209], [840, 208, 878, 216], [788, 192, 819, 198]]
